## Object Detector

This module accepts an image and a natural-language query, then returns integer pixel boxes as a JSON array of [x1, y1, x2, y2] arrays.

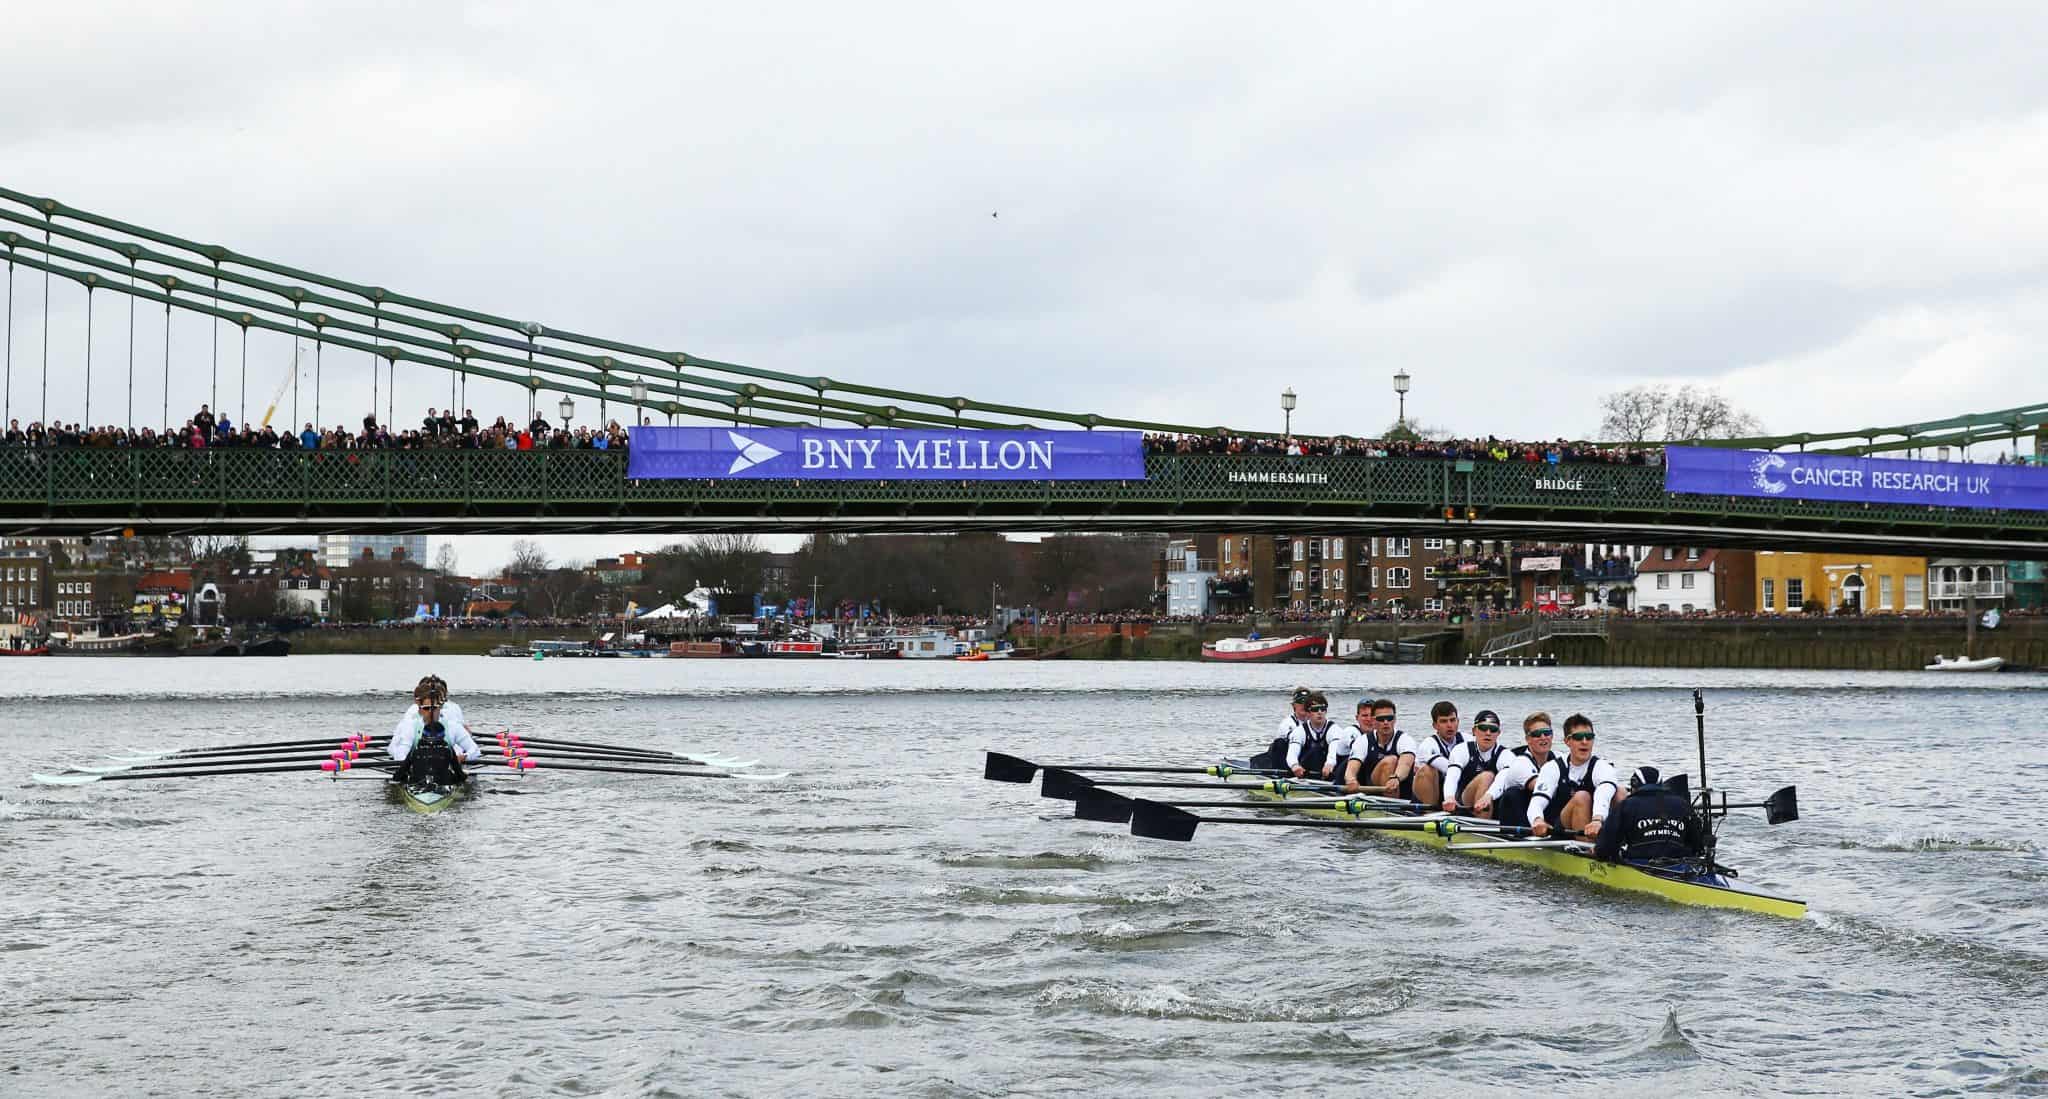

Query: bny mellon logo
[[726, 431, 782, 474]]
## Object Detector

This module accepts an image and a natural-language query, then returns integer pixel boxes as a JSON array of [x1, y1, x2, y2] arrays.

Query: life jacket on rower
[[389, 674, 481, 783], [394, 721, 467, 787]]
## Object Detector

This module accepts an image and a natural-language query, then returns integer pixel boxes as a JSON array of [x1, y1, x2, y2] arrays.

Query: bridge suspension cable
[[0, 185, 1249, 438]]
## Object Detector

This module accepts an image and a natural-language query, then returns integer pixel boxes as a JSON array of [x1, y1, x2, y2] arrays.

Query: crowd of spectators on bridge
[[2, 405, 633, 452], [1142, 432, 1662, 465]]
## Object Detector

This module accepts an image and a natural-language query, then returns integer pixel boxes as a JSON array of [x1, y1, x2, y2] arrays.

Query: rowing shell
[[1245, 783, 1806, 919], [389, 775, 472, 815]]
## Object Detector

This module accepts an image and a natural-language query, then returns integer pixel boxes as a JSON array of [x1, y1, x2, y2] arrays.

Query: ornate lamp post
[[1393, 369, 1411, 428], [1280, 388, 1297, 440], [630, 379, 649, 426], [557, 395, 575, 432]]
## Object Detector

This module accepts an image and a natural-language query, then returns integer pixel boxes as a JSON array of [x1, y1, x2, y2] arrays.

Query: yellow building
[[1753, 552, 1929, 614]]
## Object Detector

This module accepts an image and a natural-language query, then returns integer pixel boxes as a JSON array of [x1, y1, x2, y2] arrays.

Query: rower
[[1441, 709, 1508, 815], [1527, 713, 1622, 838], [389, 675, 483, 779], [1594, 766, 1704, 864], [1342, 698, 1418, 799], [1258, 686, 1314, 771], [1410, 700, 1467, 810], [1474, 711, 1558, 829], [1284, 692, 1336, 780], [1324, 696, 1373, 786]]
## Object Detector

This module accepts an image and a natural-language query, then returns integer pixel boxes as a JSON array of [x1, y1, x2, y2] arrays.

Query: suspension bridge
[[1, 185, 2044, 554]]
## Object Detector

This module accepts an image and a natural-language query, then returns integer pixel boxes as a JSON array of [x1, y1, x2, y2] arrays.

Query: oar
[[32, 759, 396, 784], [1037, 767, 1316, 801], [488, 760, 731, 779], [1073, 786, 1423, 824], [984, 751, 1279, 784], [144, 735, 382, 756], [490, 740, 706, 765], [488, 731, 705, 759], [1127, 798, 1573, 844], [1039, 767, 1415, 806], [1716, 786, 1799, 825]]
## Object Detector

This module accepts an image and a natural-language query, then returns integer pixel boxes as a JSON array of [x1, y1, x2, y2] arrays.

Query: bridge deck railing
[[0, 450, 2044, 538]]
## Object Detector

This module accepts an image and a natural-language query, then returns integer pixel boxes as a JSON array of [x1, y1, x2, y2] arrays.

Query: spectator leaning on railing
[[1140, 431, 1661, 465], [0, 407, 632, 452]]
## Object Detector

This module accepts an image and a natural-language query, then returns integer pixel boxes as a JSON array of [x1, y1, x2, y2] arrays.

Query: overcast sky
[[6, 3, 2045, 571]]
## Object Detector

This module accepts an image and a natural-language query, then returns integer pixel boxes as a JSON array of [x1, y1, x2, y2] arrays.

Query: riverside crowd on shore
[[3, 406, 632, 451]]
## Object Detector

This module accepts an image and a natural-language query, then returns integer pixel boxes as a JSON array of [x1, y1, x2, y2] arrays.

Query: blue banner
[[1665, 446, 2048, 512], [626, 427, 1146, 481]]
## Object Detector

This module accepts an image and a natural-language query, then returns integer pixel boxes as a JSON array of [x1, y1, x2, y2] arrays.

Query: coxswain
[[1594, 766, 1704, 864], [1284, 692, 1336, 779], [1257, 686, 1314, 771], [1526, 713, 1622, 838], [1474, 711, 1558, 828], [1441, 709, 1509, 815], [1343, 698, 1418, 799], [1410, 700, 1467, 809], [389, 675, 483, 784]]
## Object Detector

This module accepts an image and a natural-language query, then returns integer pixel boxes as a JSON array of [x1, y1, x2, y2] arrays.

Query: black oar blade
[[1040, 768, 1094, 800], [1074, 787, 1136, 824], [984, 752, 1040, 783], [1129, 799, 1202, 842], [1765, 785, 1799, 825]]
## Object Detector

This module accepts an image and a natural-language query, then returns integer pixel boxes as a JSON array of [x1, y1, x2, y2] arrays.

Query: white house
[[1633, 547, 1717, 613]]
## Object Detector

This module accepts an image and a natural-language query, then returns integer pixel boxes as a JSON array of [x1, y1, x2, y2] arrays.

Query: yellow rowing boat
[[1246, 784, 1806, 919]]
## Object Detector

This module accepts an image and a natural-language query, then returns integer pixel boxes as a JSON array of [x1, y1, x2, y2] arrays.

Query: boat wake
[[1834, 833, 2037, 854], [1608, 1008, 1703, 1065], [1035, 979, 1359, 1023]]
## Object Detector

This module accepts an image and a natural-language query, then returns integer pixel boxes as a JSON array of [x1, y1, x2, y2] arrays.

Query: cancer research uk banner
[[626, 427, 1146, 481], [1665, 446, 2048, 512]]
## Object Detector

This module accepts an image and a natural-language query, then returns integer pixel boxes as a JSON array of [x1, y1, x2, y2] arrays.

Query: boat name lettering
[[1227, 471, 1331, 485]]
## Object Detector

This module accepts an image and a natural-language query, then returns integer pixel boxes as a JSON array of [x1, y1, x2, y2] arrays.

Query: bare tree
[[528, 565, 586, 618], [1380, 420, 1452, 443], [1598, 384, 1763, 443], [506, 539, 550, 578], [432, 542, 459, 576], [683, 533, 766, 595]]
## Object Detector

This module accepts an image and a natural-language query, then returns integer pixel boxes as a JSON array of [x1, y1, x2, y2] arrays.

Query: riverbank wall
[[1016, 617, 2048, 670], [278, 617, 2048, 670]]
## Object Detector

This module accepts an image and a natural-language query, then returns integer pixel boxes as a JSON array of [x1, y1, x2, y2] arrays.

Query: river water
[[2, 657, 2044, 1097]]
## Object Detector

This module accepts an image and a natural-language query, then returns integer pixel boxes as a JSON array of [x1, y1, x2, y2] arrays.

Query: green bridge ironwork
[[2, 449, 2044, 556], [2, 185, 2046, 553]]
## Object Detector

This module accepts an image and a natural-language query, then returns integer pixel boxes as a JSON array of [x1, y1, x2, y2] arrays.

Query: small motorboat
[[1200, 635, 1327, 663], [1925, 654, 2005, 672]]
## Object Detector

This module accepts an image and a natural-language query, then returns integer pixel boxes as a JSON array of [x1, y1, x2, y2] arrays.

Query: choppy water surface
[[3, 658, 2045, 1097]]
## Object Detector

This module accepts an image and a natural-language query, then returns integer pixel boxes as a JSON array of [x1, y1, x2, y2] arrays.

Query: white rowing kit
[[1415, 731, 1468, 777], [1444, 739, 1507, 796], [388, 702, 483, 762], [1285, 718, 1334, 771], [1483, 748, 1555, 807], [1530, 754, 1619, 826]]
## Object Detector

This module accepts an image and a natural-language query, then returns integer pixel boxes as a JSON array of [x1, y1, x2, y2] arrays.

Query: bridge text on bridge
[[1535, 477, 1585, 491], [1227, 471, 1332, 485]]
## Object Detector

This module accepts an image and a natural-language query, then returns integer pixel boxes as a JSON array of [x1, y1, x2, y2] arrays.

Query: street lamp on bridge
[[1393, 369, 1411, 428], [631, 379, 649, 426], [1280, 388, 1297, 440], [558, 395, 575, 432]]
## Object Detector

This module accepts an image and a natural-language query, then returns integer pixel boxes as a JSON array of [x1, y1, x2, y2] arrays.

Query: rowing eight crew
[[1269, 687, 1703, 862]]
